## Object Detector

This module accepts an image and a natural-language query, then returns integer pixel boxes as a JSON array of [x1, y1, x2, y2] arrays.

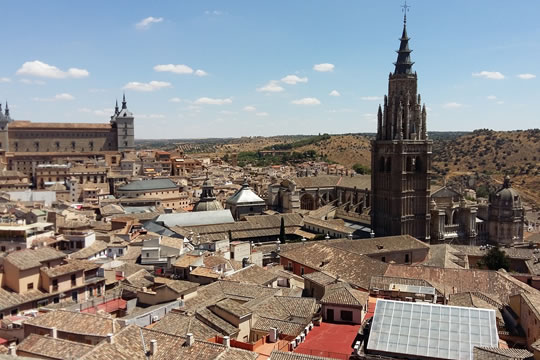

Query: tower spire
[[115, 99, 119, 115], [5, 102, 9, 118], [122, 93, 127, 109], [394, 1, 414, 75]]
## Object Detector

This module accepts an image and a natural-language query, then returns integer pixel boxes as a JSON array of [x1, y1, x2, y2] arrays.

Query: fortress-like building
[[0, 96, 134, 175]]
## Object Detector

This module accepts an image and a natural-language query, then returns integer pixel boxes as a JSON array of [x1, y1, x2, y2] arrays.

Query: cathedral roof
[[8, 121, 112, 129], [226, 179, 264, 205], [193, 175, 224, 212]]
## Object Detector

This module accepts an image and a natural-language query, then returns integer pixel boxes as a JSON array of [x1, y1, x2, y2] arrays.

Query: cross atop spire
[[402, 0, 410, 25]]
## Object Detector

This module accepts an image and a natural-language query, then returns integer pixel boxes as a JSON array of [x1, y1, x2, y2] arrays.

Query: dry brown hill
[[295, 134, 371, 168]]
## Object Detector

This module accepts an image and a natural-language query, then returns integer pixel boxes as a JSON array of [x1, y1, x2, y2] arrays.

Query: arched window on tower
[[415, 156, 422, 173], [385, 157, 392, 173], [406, 157, 413, 172], [379, 157, 385, 172]]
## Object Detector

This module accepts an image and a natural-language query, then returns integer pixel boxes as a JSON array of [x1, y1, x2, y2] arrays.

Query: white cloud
[[138, 114, 166, 119], [313, 63, 335, 72], [16, 60, 89, 79], [496, 101, 504, 105], [169, 97, 182, 103], [194, 97, 232, 105], [256, 112, 269, 116], [329, 90, 340, 97], [291, 97, 321, 105], [0, 77, 11, 83], [154, 64, 193, 74], [472, 71, 505, 80], [194, 69, 208, 77], [280, 75, 308, 85], [123, 81, 171, 92], [243, 106, 256, 112], [19, 79, 46, 85], [486, 95, 497, 100], [136, 16, 164, 30], [204, 10, 223, 15], [79, 108, 113, 117], [360, 96, 382, 101], [34, 93, 75, 102], [219, 110, 237, 115], [517, 73, 536, 80], [257, 80, 284, 93], [443, 102, 463, 109]]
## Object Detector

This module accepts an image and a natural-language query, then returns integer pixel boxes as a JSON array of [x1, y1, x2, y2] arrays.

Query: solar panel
[[388, 283, 436, 295], [367, 299, 498, 360]]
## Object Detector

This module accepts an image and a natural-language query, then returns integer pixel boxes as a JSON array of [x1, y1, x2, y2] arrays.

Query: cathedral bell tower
[[110, 94, 135, 151], [371, 9, 432, 241]]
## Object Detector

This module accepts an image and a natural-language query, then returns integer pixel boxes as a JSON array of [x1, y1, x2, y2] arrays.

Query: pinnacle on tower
[[393, 3, 414, 75], [5, 102, 9, 117], [115, 99, 119, 115], [122, 93, 127, 109]]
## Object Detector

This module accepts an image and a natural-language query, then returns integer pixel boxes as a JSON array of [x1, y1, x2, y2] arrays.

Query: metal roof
[[154, 210, 234, 228], [117, 178, 178, 192], [367, 299, 498, 360]]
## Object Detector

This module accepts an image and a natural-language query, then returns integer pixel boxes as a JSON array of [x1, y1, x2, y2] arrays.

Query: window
[[11, 309, 18, 316], [52, 279, 58, 290], [27, 283, 34, 290], [341, 310, 353, 322], [300, 267, 305, 275], [53, 297, 60, 304], [405, 254, 410, 263], [71, 274, 76, 285], [118, 249, 123, 255], [381, 256, 386, 263], [146, 253, 150, 257]]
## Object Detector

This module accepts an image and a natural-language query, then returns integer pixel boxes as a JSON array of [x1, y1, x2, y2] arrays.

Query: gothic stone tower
[[371, 15, 432, 241], [111, 94, 135, 151]]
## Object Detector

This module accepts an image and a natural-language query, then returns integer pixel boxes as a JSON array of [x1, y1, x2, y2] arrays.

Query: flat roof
[[367, 299, 498, 360]]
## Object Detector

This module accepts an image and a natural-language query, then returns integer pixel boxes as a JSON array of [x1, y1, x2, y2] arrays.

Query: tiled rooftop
[[24, 309, 116, 337], [6, 247, 65, 270], [17, 333, 93, 359]]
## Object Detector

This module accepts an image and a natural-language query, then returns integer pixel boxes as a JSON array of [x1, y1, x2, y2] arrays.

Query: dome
[[491, 176, 522, 209], [226, 178, 264, 205], [193, 174, 224, 212]]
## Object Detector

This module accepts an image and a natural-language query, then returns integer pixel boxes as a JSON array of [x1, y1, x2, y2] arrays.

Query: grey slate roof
[[118, 178, 178, 192]]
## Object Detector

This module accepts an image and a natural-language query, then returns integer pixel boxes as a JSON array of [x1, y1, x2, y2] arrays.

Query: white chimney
[[223, 336, 230, 348], [107, 333, 114, 344], [8, 343, 16, 356], [186, 333, 194, 347], [150, 339, 157, 355], [51, 327, 57, 338]]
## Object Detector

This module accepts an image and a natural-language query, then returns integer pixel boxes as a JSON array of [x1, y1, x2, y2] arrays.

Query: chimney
[[51, 327, 57, 339], [107, 333, 114, 344], [150, 339, 157, 355], [223, 336, 230, 348], [186, 333, 194, 347], [8, 343, 16, 356]]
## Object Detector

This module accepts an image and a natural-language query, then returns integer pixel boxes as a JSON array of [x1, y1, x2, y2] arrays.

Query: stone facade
[[371, 18, 431, 241], [1, 96, 134, 176]]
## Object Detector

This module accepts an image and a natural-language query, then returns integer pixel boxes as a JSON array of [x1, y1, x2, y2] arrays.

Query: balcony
[[443, 224, 459, 239]]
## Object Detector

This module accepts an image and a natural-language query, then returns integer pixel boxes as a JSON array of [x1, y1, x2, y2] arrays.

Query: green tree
[[478, 246, 510, 271], [352, 163, 371, 175]]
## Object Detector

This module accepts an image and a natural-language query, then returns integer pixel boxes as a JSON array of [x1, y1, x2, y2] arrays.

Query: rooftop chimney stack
[[51, 327, 57, 339], [8, 343, 16, 356], [223, 336, 230, 348], [150, 339, 157, 355], [107, 333, 114, 344], [186, 333, 194, 347]]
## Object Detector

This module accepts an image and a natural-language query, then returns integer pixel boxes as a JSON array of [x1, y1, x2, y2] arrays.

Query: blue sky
[[0, 1, 538, 139]]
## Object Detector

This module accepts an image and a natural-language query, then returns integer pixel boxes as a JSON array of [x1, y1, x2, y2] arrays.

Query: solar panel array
[[388, 283, 436, 295], [367, 299, 498, 360]]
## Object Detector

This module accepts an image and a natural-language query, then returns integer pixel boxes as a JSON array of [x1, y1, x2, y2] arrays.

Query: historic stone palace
[[0, 96, 134, 175], [371, 12, 432, 241]]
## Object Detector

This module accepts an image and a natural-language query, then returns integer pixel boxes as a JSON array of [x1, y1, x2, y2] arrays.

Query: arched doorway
[[300, 193, 316, 210]]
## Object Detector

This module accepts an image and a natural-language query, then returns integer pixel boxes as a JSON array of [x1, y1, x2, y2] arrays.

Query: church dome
[[193, 174, 223, 212], [226, 178, 264, 205], [491, 176, 521, 209]]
